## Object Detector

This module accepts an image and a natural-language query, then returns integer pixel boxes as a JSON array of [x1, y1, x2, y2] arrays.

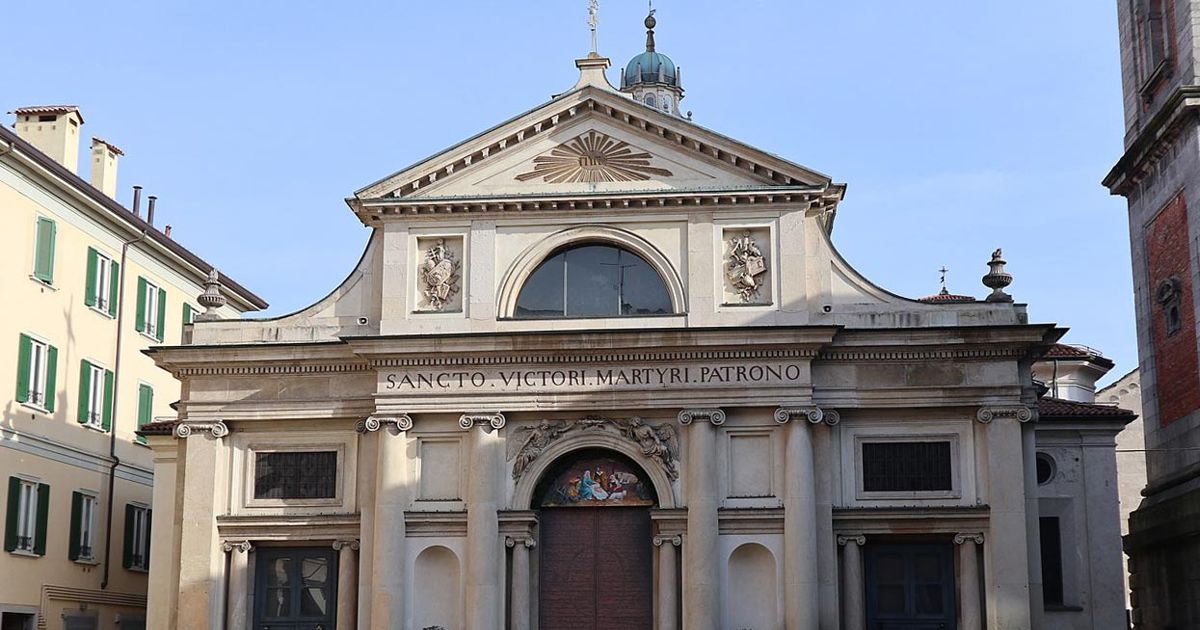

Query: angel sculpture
[[621, 417, 680, 480], [511, 419, 572, 479], [420, 239, 461, 310]]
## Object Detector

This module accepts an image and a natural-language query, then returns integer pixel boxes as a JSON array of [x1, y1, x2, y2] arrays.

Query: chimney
[[164, 225, 172, 238], [147, 196, 157, 226], [89, 137, 122, 198], [10, 105, 84, 172], [132, 186, 143, 216]]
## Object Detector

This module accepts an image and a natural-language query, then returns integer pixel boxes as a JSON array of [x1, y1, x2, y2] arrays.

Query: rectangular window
[[76, 361, 114, 431], [32, 216, 56, 284], [5, 477, 49, 556], [1135, 0, 1171, 88], [123, 504, 151, 571], [862, 441, 953, 493], [16, 334, 57, 412], [1041, 516, 1065, 606], [254, 451, 338, 500], [135, 278, 167, 342], [70, 491, 98, 561], [85, 248, 119, 317], [136, 384, 153, 444]]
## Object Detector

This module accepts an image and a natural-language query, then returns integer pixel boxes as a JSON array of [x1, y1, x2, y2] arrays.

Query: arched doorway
[[534, 448, 657, 630]]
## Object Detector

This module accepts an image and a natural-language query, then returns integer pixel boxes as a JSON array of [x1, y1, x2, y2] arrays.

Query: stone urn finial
[[196, 268, 227, 320], [981, 248, 1013, 303]]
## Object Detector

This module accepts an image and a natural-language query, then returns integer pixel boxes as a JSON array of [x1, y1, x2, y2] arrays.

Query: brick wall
[[1146, 191, 1200, 426]]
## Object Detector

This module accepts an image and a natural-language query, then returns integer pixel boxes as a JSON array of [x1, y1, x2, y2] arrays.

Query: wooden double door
[[865, 543, 957, 630], [539, 507, 654, 630]]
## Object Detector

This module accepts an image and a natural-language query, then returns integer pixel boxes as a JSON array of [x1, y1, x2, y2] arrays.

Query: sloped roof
[[1037, 397, 1137, 421]]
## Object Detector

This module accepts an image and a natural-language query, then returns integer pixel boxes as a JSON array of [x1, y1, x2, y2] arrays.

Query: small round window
[[1036, 453, 1055, 486], [514, 243, 674, 319]]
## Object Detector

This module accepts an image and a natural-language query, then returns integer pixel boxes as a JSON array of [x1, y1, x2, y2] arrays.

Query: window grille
[[862, 441, 952, 492], [254, 451, 338, 500]]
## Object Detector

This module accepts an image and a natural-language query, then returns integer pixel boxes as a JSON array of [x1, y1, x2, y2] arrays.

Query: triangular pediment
[[355, 87, 833, 201]]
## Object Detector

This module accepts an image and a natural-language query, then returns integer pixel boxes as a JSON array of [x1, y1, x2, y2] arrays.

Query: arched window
[[644, 93, 657, 109], [514, 243, 674, 318]]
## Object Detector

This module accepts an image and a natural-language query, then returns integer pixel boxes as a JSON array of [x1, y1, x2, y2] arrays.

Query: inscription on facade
[[381, 362, 804, 393]]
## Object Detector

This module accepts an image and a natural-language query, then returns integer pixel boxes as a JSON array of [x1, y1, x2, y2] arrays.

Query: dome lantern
[[620, 7, 686, 118]]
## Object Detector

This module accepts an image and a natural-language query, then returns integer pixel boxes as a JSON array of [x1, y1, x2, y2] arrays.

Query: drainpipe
[[101, 227, 148, 589]]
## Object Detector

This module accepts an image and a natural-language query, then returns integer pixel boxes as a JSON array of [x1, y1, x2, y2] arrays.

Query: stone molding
[[837, 534, 866, 547], [222, 540, 252, 553], [818, 347, 1027, 362], [460, 412, 507, 430], [678, 408, 726, 426], [774, 406, 839, 426], [355, 414, 413, 434], [975, 406, 1035, 424], [954, 533, 985, 545], [509, 416, 680, 481], [332, 539, 360, 552], [370, 347, 819, 368], [653, 534, 682, 547], [176, 363, 368, 376], [174, 420, 228, 440], [505, 536, 537, 549]]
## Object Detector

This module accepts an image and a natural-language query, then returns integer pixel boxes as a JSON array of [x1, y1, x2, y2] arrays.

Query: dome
[[623, 51, 678, 87]]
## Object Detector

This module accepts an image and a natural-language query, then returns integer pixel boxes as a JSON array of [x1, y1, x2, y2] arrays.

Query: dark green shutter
[[101, 370, 114, 432], [156, 288, 167, 342], [108, 260, 120, 317], [183, 303, 193, 326], [32, 483, 49, 556], [136, 385, 153, 444], [77, 360, 92, 424], [122, 504, 135, 569], [68, 491, 82, 561], [16, 335, 32, 404], [84, 248, 98, 307], [4, 477, 19, 552], [135, 278, 147, 332], [33, 217, 56, 284], [43, 345, 57, 413], [145, 509, 152, 562]]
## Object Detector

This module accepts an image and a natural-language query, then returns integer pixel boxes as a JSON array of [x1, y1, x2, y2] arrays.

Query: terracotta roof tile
[[918, 292, 976, 304], [91, 136, 124, 156], [1037, 397, 1137, 420], [137, 420, 178, 436]]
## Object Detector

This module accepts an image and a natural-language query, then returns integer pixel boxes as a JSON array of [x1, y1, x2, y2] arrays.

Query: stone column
[[362, 414, 412, 628], [837, 535, 865, 630], [813, 410, 841, 628], [173, 420, 229, 628], [463, 412, 506, 630], [333, 539, 359, 630], [507, 535, 535, 630], [654, 534, 682, 630], [976, 406, 1033, 629], [679, 408, 724, 630], [775, 407, 822, 630], [955, 533, 984, 630], [223, 541, 252, 630]]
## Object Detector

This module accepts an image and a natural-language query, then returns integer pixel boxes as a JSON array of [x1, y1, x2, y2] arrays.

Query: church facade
[[141, 12, 1128, 630]]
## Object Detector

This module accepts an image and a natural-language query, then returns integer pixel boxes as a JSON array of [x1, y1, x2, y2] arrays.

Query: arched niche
[[512, 430, 677, 510], [726, 542, 780, 630], [413, 545, 462, 630], [496, 225, 687, 319]]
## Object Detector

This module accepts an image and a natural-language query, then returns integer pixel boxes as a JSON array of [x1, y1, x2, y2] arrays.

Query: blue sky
[[7, 1, 1135, 382]]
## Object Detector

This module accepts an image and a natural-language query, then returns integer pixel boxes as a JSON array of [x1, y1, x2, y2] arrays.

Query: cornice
[[174, 362, 370, 377], [817, 346, 1028, 362], [370, 346, 819, 369], [1104, 85, 1200, 194]]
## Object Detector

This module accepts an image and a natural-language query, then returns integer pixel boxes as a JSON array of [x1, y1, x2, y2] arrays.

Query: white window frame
[[83, 362, 106, 429], [129, 504, 150, 570], [23, 336, 50, 412], [142, 282, 161, 340], [14, 478, 39, 554], [90, 250, 114, 315], [78, 491, 98, 561]]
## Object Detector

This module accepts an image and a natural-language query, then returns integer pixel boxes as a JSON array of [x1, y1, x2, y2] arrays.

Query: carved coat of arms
[[726, 231, 768, 302], [419, 239, 461, 311]]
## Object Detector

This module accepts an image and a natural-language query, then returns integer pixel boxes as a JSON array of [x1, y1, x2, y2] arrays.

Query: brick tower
[[1104, 1, 1200, 627]]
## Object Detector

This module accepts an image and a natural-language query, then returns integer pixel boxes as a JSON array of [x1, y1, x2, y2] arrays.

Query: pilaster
[[363, 413, 411, 627], [464, 412, 505, 630], [174, 419, 229, 629], [679, 407, 721, 630]]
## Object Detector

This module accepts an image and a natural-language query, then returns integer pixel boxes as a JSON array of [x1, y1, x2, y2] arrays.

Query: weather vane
[[588, 0, 600, 53]]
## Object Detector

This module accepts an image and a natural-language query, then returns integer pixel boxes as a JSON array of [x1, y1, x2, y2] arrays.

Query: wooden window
[[254, 451, 338, 500], [84, 248, 119, 317], [135, 278, 167, 342], [862, 441, 952, 493], [32, 216, 56, 285], [16, 334, 57, 412], [5, 477, 50, 556], [76, 361, 113, 431], [136, 384, 153, 444], [69, 492, 98, 561], [123, 504, 151, 571], [1041, 516, 1065, 606]]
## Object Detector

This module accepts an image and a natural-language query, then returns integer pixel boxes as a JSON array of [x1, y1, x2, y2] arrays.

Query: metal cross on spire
[[939, 266, 950, 295], [588, 0, 600, 53]]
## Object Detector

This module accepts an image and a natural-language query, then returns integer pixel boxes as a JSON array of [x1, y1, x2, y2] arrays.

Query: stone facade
[[142, 20, 1129, 630], [1105, 1, 1200, 627]]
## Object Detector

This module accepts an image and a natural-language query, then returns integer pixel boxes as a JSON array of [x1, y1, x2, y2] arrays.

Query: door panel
[[539, 507, 653, 630], [254, 547, 338, 630], [865, 543, 956, 630]]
